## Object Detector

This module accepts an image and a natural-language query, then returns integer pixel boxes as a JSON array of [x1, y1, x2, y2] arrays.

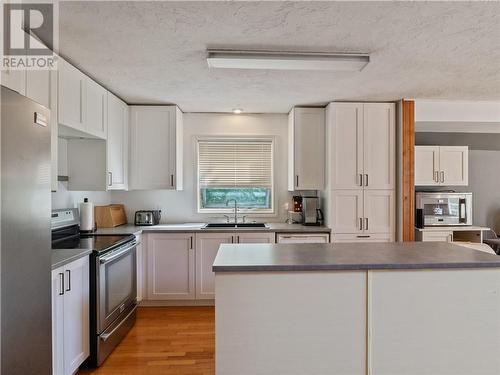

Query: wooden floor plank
[[78, 306, 215, 375]]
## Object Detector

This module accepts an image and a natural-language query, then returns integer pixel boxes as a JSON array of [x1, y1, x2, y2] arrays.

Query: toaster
[[134, 210, 161, 226]]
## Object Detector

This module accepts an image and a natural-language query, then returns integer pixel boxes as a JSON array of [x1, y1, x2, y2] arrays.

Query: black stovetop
[[52, 230, 134, 254]]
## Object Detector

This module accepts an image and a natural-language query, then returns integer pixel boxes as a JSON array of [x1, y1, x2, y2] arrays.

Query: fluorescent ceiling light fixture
[[232, 108, 243, 114], [207, 49, 369, 71]]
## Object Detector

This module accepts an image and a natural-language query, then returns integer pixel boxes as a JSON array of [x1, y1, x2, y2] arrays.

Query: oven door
[[420, 196, 463, 226], [97, 241, 137, 333]]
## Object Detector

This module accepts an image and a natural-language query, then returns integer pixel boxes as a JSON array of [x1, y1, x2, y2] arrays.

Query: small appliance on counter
[[292, 195, 303, 212], [135, 210, 161, 226], [301, 196, 324, 226], [416, 192, 472, 227]]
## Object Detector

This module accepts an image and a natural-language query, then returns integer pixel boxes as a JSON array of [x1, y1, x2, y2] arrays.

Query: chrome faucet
[[226, 199, 238, 224]]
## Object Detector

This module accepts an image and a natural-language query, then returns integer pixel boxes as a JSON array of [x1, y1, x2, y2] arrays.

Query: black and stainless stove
[[51, 208, 137, 367]]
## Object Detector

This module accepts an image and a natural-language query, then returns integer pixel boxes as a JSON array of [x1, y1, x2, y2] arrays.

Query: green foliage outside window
[[200, 188, 271, 209]]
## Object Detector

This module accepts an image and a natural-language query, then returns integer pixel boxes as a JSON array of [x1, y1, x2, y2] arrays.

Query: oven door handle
[[99, 242, 136, 265], [100, 304, 137, 342]]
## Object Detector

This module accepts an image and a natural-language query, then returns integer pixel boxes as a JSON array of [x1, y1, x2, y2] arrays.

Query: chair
[[483, 229, 500, 255]]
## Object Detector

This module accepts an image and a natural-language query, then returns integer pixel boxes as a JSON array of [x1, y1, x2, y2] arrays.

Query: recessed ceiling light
[[232, 108, 243, 114], [207, 49, 369, 71]]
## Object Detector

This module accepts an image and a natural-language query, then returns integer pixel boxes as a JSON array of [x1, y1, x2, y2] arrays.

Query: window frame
[[196, 136, 276, 215]]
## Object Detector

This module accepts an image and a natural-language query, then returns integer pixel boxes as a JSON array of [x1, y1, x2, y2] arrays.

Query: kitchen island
[[213, 242, 500, 375]]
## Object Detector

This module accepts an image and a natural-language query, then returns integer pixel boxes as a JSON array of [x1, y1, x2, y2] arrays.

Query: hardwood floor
[[79, 306, 215, 375]]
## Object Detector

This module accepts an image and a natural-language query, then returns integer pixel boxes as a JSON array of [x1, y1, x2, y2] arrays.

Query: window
[[197, 138, 274, 213]]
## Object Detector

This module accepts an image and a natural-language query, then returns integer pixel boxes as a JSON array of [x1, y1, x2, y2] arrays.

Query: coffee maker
[[301, 196, 324, 226]]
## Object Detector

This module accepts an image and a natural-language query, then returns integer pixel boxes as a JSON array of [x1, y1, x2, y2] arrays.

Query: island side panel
[[368, 269, 500, 375], [215, 271, 367, 375]]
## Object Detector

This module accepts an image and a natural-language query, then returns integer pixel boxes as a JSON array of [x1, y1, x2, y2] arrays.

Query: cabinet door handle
[[359, 218, 363, 231], [170, 174, 174, 187], [364, 174, 369, 187], [237, 236, 240, 243], [65, 270, 71, 292], [440, 171, 445, 183], [359, 174, 363, 187], [365, 218, 369, 231], [58, 273, 64, 295], [434, 171, 439, 183], [295, 175, 299, 188], [190, 236, 193, 250], [108, 171, 113, 186]]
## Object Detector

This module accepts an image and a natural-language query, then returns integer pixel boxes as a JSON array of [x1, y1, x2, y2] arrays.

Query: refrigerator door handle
[[59, 273, 65, 295]]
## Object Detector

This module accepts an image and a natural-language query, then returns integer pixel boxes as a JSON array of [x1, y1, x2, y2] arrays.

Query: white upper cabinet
[[130, 106, 183, 190], [58, 58, 86, 132], [327, 103, 395, 190], [85, 78, 107, 139], [26, 69, 51, 108], [288, 107, 325, 191], [414, 146, 440, 185], [0, 69, 26, 95], [328, 103, 363, 189], [58, 57, 108, 139], [415, 146, 468, 186], [438, 146, 469, 186], [325, 102, 395, 241], [363, 103, 395, 190], [107, 92, 129, 190]]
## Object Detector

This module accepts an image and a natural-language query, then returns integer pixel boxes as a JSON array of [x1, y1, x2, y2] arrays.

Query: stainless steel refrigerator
[[1, 86, 52, 374]]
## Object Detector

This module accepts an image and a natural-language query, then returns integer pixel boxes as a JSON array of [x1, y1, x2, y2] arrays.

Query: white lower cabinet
[[276, 233, 330, 243], [417, 230, 453, 242], [195, 233, 234, 299], [144, 232, 276, 301], [332, 233, 394, 243], [147, 233, 195, 300], [135, 234, 145, 302], [235, 232, 275, 244], [51, 256, 89, 375], [330, 189, 394, 241]]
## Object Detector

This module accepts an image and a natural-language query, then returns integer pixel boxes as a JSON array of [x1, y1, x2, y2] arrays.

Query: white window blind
[[198, 139, 273, 188]]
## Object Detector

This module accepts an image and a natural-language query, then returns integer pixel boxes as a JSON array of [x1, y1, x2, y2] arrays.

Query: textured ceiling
[[56, 1, 500, 113]]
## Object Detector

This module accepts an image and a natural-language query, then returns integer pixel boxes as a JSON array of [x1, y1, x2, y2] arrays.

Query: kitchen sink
[[204, 223, 269, 229]]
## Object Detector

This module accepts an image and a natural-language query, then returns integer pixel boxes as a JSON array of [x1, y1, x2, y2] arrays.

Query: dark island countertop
[[212, 242, 500, 272], [52, 249, 92, 270]]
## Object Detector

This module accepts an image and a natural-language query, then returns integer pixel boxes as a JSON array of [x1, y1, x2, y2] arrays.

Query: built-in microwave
[[416, 192, 472, 227]]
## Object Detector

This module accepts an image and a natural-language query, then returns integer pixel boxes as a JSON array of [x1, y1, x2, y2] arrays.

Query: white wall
[[111, 113, 290, 223], [51, 181, 111, 209]]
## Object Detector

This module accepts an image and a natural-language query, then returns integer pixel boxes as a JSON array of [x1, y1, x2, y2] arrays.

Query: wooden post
[[402, 100, 415, 241]]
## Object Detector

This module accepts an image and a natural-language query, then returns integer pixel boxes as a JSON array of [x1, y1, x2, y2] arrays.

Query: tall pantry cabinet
[[325, 103, 395, 242]]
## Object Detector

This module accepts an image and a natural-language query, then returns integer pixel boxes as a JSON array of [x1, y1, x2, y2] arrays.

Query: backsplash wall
[[111, 113, 291, 223], [52, 181, 111, 209]]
